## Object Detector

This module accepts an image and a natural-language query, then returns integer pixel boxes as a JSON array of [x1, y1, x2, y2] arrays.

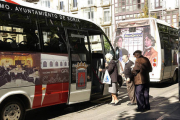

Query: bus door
[[66, 29, 92, 104]]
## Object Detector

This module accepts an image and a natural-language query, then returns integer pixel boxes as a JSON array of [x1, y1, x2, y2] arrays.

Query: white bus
[[115, 18, 178, 83], [0, 0, 117, 119]]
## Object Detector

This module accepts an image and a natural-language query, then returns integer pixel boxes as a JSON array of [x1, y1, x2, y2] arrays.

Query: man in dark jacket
[[122, 55, 137, 106], [132, 50, 152, 111]]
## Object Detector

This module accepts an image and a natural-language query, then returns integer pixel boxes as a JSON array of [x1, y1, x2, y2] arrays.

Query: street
[[25, 82, 179, 120]]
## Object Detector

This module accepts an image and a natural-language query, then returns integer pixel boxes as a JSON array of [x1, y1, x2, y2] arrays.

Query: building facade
[[149, 0, 179, 27], [114, 0, 179, 29]]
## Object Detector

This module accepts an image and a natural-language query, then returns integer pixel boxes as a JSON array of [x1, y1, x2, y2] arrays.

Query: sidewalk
[[50, 84, 179, 120], [117, 92, 180, 120]]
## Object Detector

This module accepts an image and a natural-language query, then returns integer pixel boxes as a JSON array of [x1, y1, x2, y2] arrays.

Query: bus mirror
[[115, 47, 119, 60]]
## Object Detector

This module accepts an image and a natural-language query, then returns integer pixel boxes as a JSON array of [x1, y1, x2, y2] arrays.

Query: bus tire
[[172, 71, 178, 84], [0, 97, 25, 120]]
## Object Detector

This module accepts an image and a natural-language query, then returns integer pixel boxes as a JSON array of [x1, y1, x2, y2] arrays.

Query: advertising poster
[[114, 25, 158, 72], [0, 52, 69, 88]]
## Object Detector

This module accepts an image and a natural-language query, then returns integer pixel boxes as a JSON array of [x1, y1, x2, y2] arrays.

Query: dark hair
[[113, 36, 123, 48], [145, 34, 156, 47], [133, 50, 142, 55]]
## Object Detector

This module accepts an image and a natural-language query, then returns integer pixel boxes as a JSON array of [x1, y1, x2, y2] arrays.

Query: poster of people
[[114, 25, 158, 71]]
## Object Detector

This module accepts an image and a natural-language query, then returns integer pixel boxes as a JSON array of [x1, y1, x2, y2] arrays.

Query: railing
[[100, 16, 112, 26]]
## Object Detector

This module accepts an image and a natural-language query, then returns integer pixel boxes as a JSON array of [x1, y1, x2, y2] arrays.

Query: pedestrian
[[99, 53, 120, 105], [122, 55, 137, 106], [132, 50, 152, 112]]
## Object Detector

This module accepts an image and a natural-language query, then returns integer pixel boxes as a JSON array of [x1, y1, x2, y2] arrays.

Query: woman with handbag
[[99, 53, 120, 105]]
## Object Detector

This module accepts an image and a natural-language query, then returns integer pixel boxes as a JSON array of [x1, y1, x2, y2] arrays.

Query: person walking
[[99, 53, 120, 105], [122, 55, 137, 106], [132, 50, 152, 111]]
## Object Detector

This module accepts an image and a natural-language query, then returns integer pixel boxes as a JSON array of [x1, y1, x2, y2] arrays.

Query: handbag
[[103, 70, 111, 84]]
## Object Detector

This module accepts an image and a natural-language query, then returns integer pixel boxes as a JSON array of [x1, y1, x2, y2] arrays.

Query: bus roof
[[117, 18, 178, 29], [0, 0, 102, 29]]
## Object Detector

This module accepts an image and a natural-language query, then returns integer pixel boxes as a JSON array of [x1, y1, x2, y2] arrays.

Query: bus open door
[[65, 28, 92, 104]]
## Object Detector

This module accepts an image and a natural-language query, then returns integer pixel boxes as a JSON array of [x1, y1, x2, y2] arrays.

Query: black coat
[[102, 60, 118, 83], [123, 60, 134, 80]]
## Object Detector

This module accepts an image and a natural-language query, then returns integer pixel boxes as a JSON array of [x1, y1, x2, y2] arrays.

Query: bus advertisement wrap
[[0, 52, 69, 88], [114, 25, 158, 71]]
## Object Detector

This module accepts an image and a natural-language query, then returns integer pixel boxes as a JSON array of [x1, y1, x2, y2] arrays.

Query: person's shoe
[[135, 108, 145, 112], [114, 100, 120, 106], [109, 101, 115, 105], [127, 102, 137, 106]]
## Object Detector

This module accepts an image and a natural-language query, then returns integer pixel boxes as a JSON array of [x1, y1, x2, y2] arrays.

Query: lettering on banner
[[0, 3, 80, 22]]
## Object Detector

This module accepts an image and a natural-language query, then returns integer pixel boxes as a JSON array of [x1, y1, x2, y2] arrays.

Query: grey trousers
[[126, 80, 137, 104]]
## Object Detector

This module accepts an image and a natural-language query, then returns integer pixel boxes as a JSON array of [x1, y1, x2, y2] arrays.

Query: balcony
[[70, 3, 78, 12], [100, 0, 111, 7], [100, 17, 112, 27], [81, 1, 98, 9]]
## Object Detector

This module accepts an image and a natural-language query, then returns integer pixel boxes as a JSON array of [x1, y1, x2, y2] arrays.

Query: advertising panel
[[0, 52, 69, 88], [114, 25, 158, 72]]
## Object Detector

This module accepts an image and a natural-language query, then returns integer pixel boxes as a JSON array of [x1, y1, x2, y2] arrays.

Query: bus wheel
[[0, 98, 25, 120], [172, 71, 177, 83]]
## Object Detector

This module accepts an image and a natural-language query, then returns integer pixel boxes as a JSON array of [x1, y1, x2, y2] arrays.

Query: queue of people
[[99, 50, 152, 112]]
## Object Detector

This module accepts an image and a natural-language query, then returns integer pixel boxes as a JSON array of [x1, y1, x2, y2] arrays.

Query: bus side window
[[163, 33, 172, 66], [102, 35, 114, 56], [41, 27, 67, 53], [0, 11, 40, 52], [159, 33, 164, 49], [88, 35, 103, 53]]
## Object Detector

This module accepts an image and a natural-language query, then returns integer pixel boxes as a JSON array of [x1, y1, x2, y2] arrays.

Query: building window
[[64, 62, 67, 66], [155, 0, 162, 8], [60, 1, 63, 10], [88, 0, 93, 5], [73, 0, 77, 8], [85, 8, 94, 21], [104, 9, 110, 22], [41, 0, 50, 8], [88, 11, 94, 21], [104, 27, 110, 38], [60, 62, 63, 66]]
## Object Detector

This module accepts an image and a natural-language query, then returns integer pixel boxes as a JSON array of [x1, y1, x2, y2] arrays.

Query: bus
[[115, 18, 178, 83], [0, 0, 118, 119]]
